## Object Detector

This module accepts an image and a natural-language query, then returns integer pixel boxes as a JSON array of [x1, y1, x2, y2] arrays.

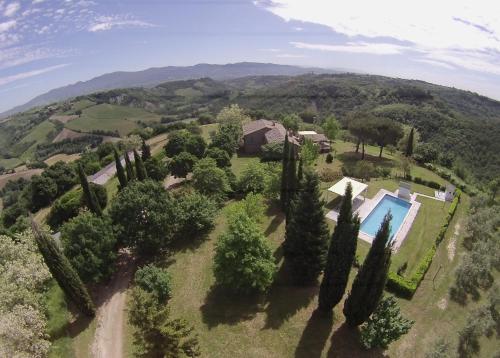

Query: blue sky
[[1, 0, 499, 112]]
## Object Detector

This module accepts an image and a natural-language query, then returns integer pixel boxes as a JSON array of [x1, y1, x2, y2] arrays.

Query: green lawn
[[391, 197, 449, 275], [230, 155, 260, 177], [46, 282, 74, 358]]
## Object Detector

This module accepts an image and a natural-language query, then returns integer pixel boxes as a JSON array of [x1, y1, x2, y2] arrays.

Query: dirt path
[[447, 222, 461, 261], [91, 250, 135, 358]]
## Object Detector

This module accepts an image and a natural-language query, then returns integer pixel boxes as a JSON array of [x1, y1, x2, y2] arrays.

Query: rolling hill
[[0, 62, 335, 118], [1, 73, 499, 183]]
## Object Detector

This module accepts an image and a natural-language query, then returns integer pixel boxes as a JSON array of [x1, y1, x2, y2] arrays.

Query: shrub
[[175, 192, 218, 239], [261, 142, 283, 162], [144, 157, 168, 181], [169, 151, 198, 178], [375, 166, 391, 178], [325, 153, 334, 164], [134, 264, 172, 302], [205, 147, 231, 168], [238, 162, 268, 194], [360, 296, 413, 349], [319, 167, 342, 182]]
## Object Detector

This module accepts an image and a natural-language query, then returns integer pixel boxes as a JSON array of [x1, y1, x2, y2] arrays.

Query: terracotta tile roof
[[264, 127, 285, 143], [243, 119, 286, 136]]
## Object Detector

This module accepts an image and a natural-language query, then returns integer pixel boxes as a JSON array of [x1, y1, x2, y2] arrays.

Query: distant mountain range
[[0, 62, 338, 118]]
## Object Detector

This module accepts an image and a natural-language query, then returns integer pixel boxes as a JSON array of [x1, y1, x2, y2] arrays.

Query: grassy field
[[44, 153, 81, 166], [66, 104, 161, 136]]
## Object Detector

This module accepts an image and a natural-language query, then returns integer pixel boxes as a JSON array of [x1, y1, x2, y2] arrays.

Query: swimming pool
[[360, 194, 411, 241]]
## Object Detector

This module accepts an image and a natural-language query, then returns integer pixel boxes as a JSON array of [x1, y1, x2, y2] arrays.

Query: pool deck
[[326, 188, 421, 252]]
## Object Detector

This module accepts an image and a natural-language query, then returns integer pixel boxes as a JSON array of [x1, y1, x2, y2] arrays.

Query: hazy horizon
[[1, 0, 499, 112]]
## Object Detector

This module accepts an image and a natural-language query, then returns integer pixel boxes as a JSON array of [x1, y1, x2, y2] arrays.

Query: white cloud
[[4, 1, 20, 17], [32, 0, 45, 4], [0, 20, 16, 32], [0, 63, 69, 86], [414, 59, 456, 70], [88, 15, 154, 32], [291, 41, 407, 55], [275, 53, 306, 58], [257, 0, 500, 75]]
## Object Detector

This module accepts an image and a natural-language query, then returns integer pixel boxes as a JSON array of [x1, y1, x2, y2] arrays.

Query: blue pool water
[[360, 195, 411, 241]]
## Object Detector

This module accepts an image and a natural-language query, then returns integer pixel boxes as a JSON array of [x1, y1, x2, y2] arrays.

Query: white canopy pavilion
[[328, 177, 368, 201]]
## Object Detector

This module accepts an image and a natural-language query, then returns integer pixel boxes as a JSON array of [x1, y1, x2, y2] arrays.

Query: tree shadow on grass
[[326, 323, 387, 358], [200, 285, 265, 329], [294, 310, 335, 358], [49, 300, 93, 341], [263, 261, 318, 330], [264, 204, 285, 237], [338, 152, 394, 168]]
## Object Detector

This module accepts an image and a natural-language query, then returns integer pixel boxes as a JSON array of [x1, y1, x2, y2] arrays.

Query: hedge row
[[386, 190, 462, 298]]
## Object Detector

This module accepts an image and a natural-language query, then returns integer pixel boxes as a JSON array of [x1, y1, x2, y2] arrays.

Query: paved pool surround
[[326, 189, 421, 252]]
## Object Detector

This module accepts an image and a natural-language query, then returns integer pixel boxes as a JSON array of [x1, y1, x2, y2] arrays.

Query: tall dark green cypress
[[124, 151, 135, 181], [297, 157, 303, 185], [405, 128, 414, 157], [280, 135, 290, 211], [114, 148, 128, 190], [77, 164, 102, 216], [343, 213, 393, 326], [141, 139, 151, 161], [318, 183, 360, 313], [284, 170, 329, 285], [286, 143, 297, 217], [134, 149, 148, 181], [31, 220, 95, 317]]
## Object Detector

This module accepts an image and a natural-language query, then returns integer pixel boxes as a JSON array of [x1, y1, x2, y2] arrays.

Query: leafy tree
[[165, 131, 190, 158], [238, 161, 268, 194], [209, 104, 247, 156], [213, 211, 276, 293], [226, 192, 265, 224], [129, 287, 200, 357], [77, 164, 102, 216], [135, 264, 172, 302], [185, 134, 206, 158], [141, 140, 152, 161], [326, 153, 334, 163], [261, 141, 284, 162], [286, 143, 298, 212], [263, 163, 282, 201], [114, 148, 128, 189], [0, 232, 51, 357], [124, 151, 136, 181], [488, 178, 499, 204], [301, 138, 319, 165], [134, 149, 148, 181], [348, 113, 377, 160], [343, 213, 393, 326], [169, 151, 197, 178], [30, 175, 57, 210], [284, 171, 329, 285], [2, 203, 28, 228], [360, 296, 413, 349], [282, 113, 300, 132], [322, 115, 340, 143], [84, 183, 107, 209], [192, 158, 230, 202], [205, 147, 231, 168], [96, 142, 115, 159], [319, 183, 360, 313], [371, 117, 404, 158], [47, 189, 81, 229], [425, 338, 453, 358], [31, 220, 95, 317], [43, 161, 78, 195], [405, 127, 415, 157], [165, 130, 206, 158], [198, 112, 214, 124], [61, 212, 117, 283], [399, 156, 413, 178], [414, 143, 438, 163], [144, 157, 168, 181], [175, 192, 218, 238], [109, 180, 177, 255], [280, 135, 290, 211]]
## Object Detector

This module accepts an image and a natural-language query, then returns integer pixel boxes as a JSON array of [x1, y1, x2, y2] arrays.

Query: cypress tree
[[286, 143, 297, 217], [280, 135, 290, 211], [77, 164, 102, 216], [318, 183, 360, 313], [134, 149, 148, 181], [343, 213, 393, 326], [297, 157, 303, 185], [124, 151, 135, 181], [114, 148, 128, 189], [31, 220, 95, 317], [141, 139, 151, 161], [405, 128, 414, 157], [284, 170, 329, 285]]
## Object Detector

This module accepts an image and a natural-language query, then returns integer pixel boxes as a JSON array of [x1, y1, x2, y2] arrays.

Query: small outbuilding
[[328, 177, 368, 201]]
